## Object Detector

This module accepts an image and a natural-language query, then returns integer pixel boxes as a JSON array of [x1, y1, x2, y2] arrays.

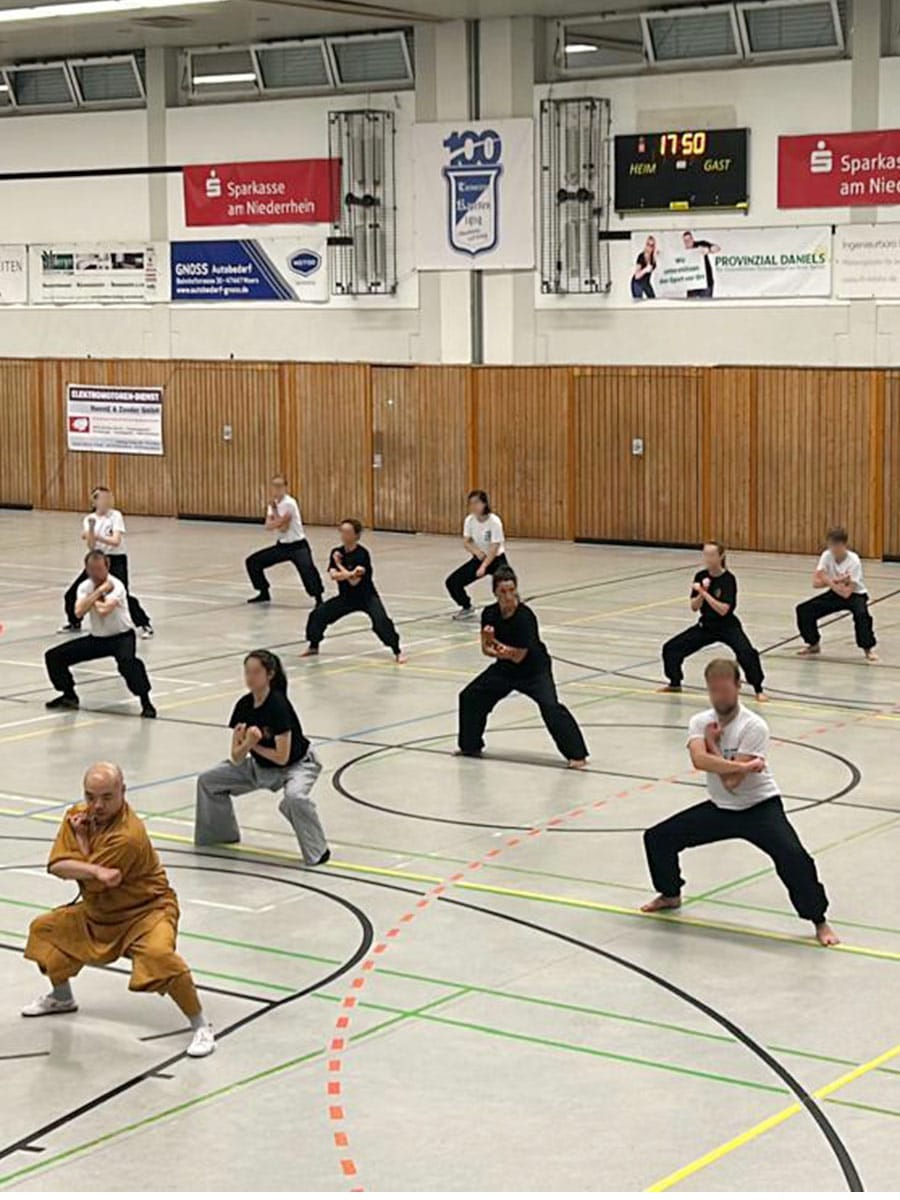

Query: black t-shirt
[[691, 240, 715, 290], [229, 689, 309, 766], [693, 569, 737, 627], [329, 544, 375, 602], [481, 601, 551, 676]]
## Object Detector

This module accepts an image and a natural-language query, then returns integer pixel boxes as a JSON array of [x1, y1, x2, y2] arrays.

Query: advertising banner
[[183, 159, 340, 226], [413, 119, 534, 269], [29, 244, 163, 303], [0, 245, 28, 304], [66, 384, 164, 456], [170, 234, 329, 302], [834, 224, 900, 297], [628, 226, 831, 301], [778, 130, 900, 208]]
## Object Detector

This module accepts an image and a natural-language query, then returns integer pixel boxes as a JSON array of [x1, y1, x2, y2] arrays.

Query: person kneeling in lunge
[[457, 566, 588, 768], [22, 762, 214, 1057], [796, 526, 878, 662], [641, 658, 839, 947], [195, 650, 330, 866]]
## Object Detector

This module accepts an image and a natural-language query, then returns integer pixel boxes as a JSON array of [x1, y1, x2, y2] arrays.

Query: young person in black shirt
[[659, 542, 767, 701], [458, 567, 588, 767], [194, 649, 330, 865], [683, 231, 719, 298], [301, 519, 406, 662]]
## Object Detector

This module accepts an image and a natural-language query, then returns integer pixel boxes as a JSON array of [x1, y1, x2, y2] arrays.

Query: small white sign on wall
[[0, 245, 28, 304]]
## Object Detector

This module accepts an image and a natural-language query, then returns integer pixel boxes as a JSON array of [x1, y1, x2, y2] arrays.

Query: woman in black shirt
[[458, 567, 588, 766], [659, 542, 767, 700], [194, 649, 330, 865], [301, 519, 405, 662], [630, 235, 657, 299]]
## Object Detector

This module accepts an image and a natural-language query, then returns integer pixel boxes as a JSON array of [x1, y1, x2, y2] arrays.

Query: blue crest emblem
[[442, 129, 503, 258], [289, 250, 321, 277]]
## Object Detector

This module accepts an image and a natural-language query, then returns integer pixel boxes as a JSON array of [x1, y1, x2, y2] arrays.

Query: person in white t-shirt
[[44, 551, 155, 719], [245, 475, 323, 607], [641, 657, 838, 946], [796, 527, 877, 661], [445, 490, 510, 620], [60, 488, 153, 637]]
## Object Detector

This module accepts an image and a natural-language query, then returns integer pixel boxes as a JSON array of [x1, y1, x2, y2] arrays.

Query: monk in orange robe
[[22, 761, 215, 1057]]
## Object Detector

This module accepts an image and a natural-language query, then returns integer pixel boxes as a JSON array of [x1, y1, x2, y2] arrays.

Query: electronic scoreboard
[[614, 128, 749, 212]]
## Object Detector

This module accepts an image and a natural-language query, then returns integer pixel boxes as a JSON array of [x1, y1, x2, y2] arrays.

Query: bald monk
[[21, 762, 215, 1058]]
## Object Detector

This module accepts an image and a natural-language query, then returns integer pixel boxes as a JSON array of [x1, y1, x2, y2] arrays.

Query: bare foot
[[797, 645, 821, 657], [299, 645, 319, 658], [567, 759, 588, 770], [395, 651, 407, 664], [865, 650, 879, 663], [816, 922, 840, 946], [755, 692, 770, 703], [641, 894, 682, 913], [656, 685, 682, 694]]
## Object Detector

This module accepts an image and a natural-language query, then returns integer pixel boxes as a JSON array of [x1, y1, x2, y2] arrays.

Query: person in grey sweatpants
[[194, 649, 330, 867]]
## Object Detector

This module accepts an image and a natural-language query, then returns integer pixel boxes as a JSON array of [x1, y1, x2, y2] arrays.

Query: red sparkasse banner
[[778, 130, 900, 208], [183, 158, 340, 226]]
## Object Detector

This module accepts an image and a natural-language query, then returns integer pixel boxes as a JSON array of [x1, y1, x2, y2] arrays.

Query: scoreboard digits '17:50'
[[614, 127, 749, 212]]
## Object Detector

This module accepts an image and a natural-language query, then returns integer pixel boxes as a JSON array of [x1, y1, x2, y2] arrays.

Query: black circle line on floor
[[0, 838, 863, 1190], [0, 559, 694, 700], [330, 722, 860, 833], [0, 861, 373, 1164]]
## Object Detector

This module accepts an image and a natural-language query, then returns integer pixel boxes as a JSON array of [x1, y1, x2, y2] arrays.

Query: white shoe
[[452, 608, 477, 621], [21, 993, 78, 1017], [139, 625, 154, 639], [186, 1024, 216, 1058]]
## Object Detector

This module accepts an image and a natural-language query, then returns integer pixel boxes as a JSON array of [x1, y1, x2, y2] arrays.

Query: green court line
[[826, 1097, 900, 1120], [705, 897, 900, 941]]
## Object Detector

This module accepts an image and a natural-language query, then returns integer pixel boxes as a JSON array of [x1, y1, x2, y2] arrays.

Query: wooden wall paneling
[[475, 366, 570, 540], [168, 361, 280, 518], [573, 367, 642, 542], [883, 372, 900, 559], [756, 369, 878, 557], [372, 365, 418, 531], [703, 368, 756, 550], [638, 368, 702, 545], [0, 359, 40, 507], [411, 365, 467, 534], [277, 362, 300, 507], [290, 363, 371, 529], [105, 359, 177, 517]]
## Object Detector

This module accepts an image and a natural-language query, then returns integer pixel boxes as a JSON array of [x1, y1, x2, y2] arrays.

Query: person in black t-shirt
[[301, 519, 405, 662], [659, 542, 767, 700], [683, 231, 719, 298], [194, 649, 330, 865], [631, 235, 657, 299], [458, 567, 588, 766]]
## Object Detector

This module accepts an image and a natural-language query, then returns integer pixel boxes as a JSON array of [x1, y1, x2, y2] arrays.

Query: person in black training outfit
[[659, 541, 767, 701], [683, 231, 720, 298], [458, 566, 588, 767], [631, 235, 657, 299], [301, 519, 406, 662]]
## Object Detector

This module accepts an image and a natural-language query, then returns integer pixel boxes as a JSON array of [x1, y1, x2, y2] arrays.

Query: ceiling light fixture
[[565, 43, 598, 53], [0, 0, 226, 25], [192, 71, 256, 84]]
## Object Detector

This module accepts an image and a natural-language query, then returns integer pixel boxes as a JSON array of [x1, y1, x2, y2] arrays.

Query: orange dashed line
[[342, 998, 356, 1009], [351, 978, 366, 990], [373, 943, 388, 954], [640, 783, 655, 791], [337, 1016, 350, 1028], [528, 828, 541, 837], [432, 885, 446, 895], [547, 817, 563, 827], [386, 928, 401, 938], [331, 1038, 345, 1052], [400, 912, 415, 923], [416, 899, 430, 908], [616, 790, 630, 798], [328, 1060, 342, 1073], [449, 873, 465, 882], [334, 1132, 349, 1148], [329, 1106, 345, 1120], [362, 960, 376, 971], [506, 837, 520, 846], [568, 808, 585, 817], [485, 848, 501, 857], [341, 1160, 357, 1177], [328, 1082, 341, 1096], [467, 861, 482, 870]]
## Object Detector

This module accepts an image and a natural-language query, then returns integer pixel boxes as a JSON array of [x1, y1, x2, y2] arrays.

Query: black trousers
[[64, 556, 151, 630], [246, 540, 323, 600], [445, 553, 509, 609], [796, 590, 876, 650], [643, 796, 828, 924], [662, 618, 765, 692], [305, 592, 400, 653], [45, 630, 152, 700], [458, 662, 589, 762]]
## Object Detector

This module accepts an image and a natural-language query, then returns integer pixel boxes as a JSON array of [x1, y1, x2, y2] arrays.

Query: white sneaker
[[186, 1024, 216, 1058], [21, 993, 78, 1017], [452, 608, 477, 621]]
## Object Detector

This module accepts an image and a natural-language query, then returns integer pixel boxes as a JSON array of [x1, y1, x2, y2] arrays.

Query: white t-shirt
[[83, 510, 126, 556], [464, 512, 505, 556], [816, 548, 866, 594], [687, 705, 779, 812], [272, 495, 305, 543], [77, 575, 134, 638]]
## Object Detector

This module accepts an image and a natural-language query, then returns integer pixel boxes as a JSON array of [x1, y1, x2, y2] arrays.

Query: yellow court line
[[646, 1040, 900, 1191], [562, 596, 687, 626], [0, 716, 109, 746]]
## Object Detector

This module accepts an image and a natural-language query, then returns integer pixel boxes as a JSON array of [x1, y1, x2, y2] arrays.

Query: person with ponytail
[[659, 541, 767, 701], [194, 649, 330, 865], [445, 490, 509, 619]]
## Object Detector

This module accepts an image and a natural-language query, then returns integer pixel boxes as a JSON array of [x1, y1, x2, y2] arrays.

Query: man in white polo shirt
[[641, 657, 838, 946], [245, 474, 323, 607], [45, 551, 156, 718], [796, 526, 877, 661]]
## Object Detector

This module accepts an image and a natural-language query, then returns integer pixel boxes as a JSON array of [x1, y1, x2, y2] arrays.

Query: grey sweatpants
[[194, 750, 327, 865]]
